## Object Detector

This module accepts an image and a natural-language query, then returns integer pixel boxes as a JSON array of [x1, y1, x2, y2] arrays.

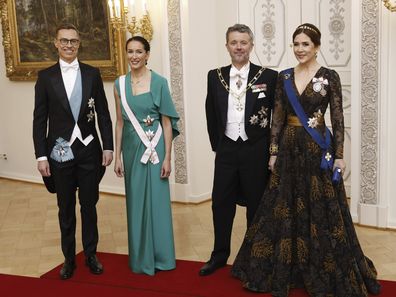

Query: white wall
[[177, 0, 238, 202], [350, 2, 396, 228], [349, 0, 361, 221], [381, 7, 396, 228], [0, 25, 42, 183]]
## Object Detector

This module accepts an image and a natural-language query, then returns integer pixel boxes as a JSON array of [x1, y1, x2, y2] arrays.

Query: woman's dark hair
[[125, 36, 150, 52], [292, 23, 321, 46]]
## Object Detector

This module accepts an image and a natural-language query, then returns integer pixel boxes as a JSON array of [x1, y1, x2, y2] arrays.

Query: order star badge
[[325, 152, 332, 162], [143, 115, 154, 126], [307, 110, 323, 128], [250, 106, 269, 128], [249, 114, 259, 125], [145, 129, 155, 141], [307, 117, 318, 128], [258, 106, 268, 117], [259, 118, 268, 128], [87, 110, 95, 122], [88, 98, 95, 108]]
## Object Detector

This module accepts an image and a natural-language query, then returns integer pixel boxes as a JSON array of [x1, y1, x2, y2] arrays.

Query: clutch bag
[[332, 167, 342, 185]]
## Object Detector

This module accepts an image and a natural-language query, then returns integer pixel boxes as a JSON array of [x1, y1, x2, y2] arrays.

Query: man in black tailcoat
[[33, 24, 113, 280], [200, 24, 278, 276]]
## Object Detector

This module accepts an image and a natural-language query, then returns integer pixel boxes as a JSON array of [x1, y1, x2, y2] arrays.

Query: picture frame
[[0, 0, 125, 81]]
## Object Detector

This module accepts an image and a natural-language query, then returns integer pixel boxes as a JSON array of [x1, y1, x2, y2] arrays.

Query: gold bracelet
[[269, 143, 279, 155]]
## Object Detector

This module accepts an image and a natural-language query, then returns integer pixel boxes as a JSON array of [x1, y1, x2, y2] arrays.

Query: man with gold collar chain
[[202, 24, 278, 276]]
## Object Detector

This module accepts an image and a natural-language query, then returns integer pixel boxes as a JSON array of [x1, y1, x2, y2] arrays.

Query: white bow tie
[[230, 68, 248, 79], [61, 62, 79, 73]]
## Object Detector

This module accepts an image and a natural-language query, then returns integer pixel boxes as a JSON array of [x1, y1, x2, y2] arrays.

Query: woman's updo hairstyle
[[292, 23, 321, 46], [125, 35, 150, 52]]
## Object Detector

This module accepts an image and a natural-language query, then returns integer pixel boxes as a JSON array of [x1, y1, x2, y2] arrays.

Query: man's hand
[[38, 160, 51, 177], [102, 151, 113, 166]]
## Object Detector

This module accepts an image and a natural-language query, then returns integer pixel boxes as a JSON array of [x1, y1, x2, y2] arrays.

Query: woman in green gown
[[113, 36, 179, 275]]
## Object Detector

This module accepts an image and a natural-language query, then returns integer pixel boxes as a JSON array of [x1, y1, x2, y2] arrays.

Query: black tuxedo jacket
[[33, 61, 113, 160], [205, 62, 278, 152]]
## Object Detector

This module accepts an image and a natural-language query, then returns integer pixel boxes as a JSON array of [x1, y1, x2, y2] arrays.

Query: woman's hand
[[268, 155, 277, 172], [333, 158, 346, 175], [161, 159, 171, 179], [114, 159, 124, 178]]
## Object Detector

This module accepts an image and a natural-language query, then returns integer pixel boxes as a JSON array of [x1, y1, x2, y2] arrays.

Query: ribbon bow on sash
[[50, 137, 74, 162], [141, 141, 159, 164], [119, 75, 162, 164]]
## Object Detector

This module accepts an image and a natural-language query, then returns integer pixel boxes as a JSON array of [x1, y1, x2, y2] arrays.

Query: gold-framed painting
[[0, 0, 125, 81]]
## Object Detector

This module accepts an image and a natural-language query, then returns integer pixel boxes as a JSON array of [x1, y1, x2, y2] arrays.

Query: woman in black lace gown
[[231, 23, 381, 297]]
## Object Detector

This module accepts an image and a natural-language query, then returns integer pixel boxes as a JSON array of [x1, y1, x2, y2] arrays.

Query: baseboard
[[0, 174, 212, 204], [357, 202, 389, 228]]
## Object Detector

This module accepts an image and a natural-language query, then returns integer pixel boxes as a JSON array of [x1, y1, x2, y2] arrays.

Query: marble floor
[[0, 178, 396, 281]]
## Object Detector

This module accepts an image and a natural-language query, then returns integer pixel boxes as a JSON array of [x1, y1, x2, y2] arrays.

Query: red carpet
[[0, 273, 189, 297], [39, 252, 395, 297]]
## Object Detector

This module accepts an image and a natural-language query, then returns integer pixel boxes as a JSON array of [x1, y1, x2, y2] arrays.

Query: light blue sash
[[69, 70, 82, 122]]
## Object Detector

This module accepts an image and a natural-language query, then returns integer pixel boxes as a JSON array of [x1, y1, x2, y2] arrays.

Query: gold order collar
[[216, 67, 266, 100]]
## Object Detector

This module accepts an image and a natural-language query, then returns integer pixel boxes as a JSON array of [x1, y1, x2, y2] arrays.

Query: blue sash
[[283, 68, 333, 170]]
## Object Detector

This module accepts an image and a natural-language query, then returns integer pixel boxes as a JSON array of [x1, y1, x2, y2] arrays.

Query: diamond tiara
[[297, 25, 319, 35]]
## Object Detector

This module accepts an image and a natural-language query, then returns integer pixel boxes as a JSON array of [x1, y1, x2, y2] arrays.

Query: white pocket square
[[258, 92, 266, 99]]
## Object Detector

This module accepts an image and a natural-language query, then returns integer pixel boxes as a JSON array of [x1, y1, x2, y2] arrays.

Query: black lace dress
[[231, 67, 381, 297]]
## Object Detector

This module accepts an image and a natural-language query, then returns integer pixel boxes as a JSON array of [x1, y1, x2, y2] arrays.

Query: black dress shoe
[[59, 260, 76, 280], [199, 259, 226, 276], [85, 255, 103, 274]]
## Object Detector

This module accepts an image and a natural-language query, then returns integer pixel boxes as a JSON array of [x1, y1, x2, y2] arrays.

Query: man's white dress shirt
[[225, 62, 250, 141]]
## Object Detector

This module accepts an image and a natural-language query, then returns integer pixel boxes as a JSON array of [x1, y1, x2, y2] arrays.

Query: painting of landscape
[[15, 0, 110, 62]]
